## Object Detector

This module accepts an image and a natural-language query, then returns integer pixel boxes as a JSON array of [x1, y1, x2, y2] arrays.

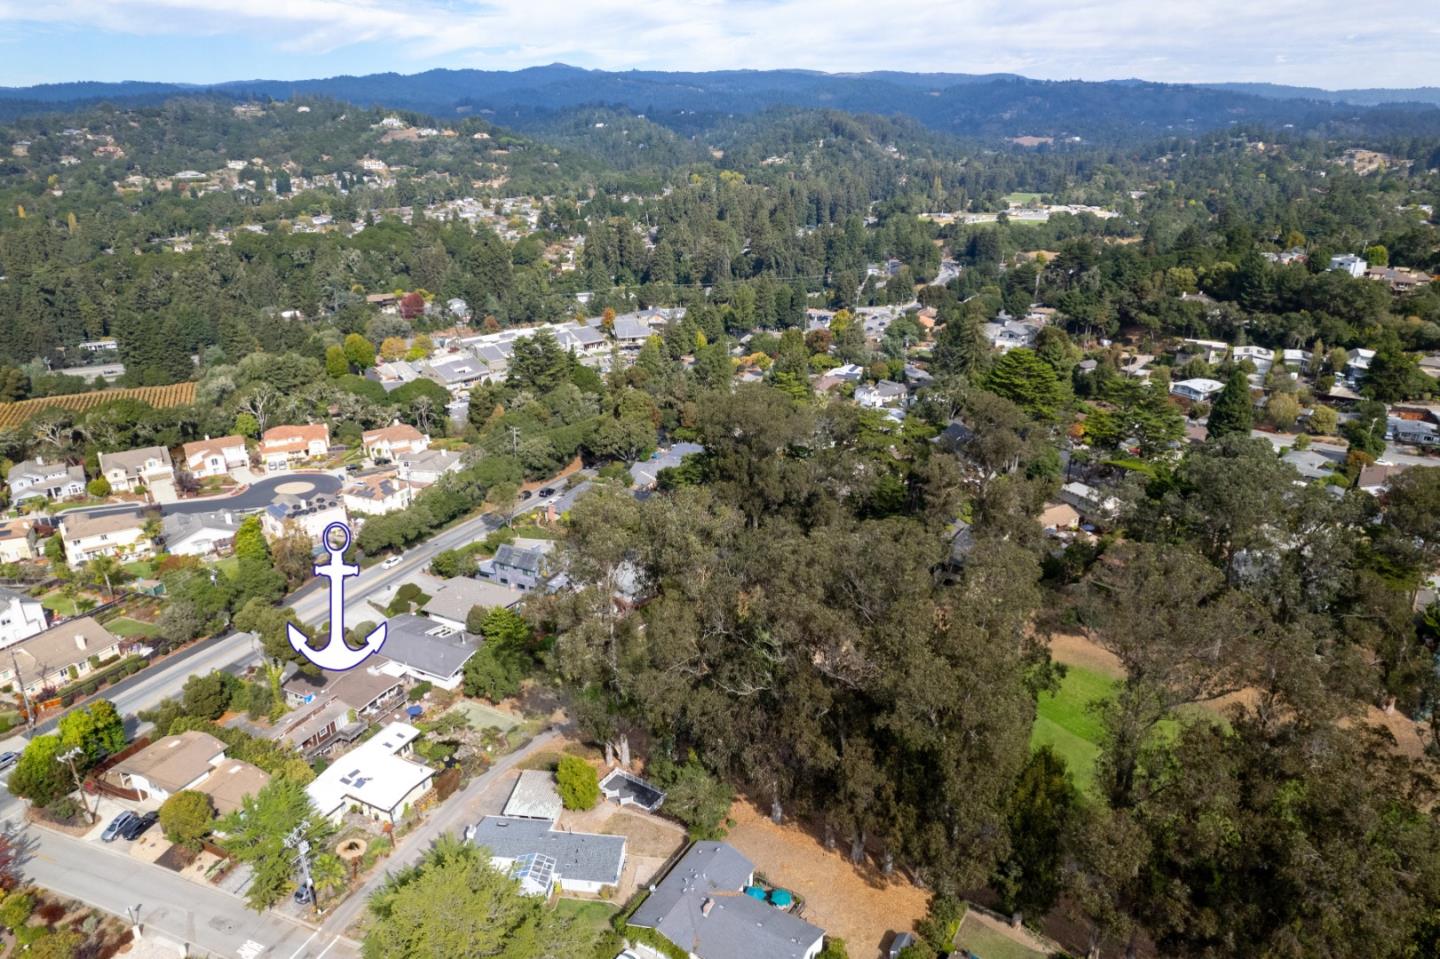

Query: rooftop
[[114, 731, 226, 794], [470, 815, 626, 885], [306, 722, 431, 817], [190, 759, 271, 815], [503, 770, 564, 820], [382, 613, 480, 680], [422, 577, 524, 624]]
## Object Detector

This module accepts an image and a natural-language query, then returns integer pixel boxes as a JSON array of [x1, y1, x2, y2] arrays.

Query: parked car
[[538, 487, 557, 497], [0, 751, 19, 772], [120, 810, 158, 841], [293, 883, 313, 905], [381, 554, 403, 570], [518, 489, 533, 501], [101, 811, 136, 842]]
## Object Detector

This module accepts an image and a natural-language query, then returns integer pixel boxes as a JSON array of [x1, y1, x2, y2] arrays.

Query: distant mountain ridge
[[0, 65, 1437, 141]]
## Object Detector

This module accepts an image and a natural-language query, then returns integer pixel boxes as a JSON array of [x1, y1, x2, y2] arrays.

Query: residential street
[[63, 472, 344, 520], [20, 823, 356, 958]]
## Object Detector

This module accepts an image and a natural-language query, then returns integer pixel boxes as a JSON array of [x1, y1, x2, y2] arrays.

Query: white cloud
[[0, 0, 1434, 88]]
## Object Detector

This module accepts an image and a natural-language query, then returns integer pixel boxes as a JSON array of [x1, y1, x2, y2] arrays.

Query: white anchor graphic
[[288, 522, 387, 671]]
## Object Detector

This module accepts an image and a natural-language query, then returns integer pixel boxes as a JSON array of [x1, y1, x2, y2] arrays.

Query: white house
[[162, 510, 244, 558], [257, 424, 330, 472], [855, 380, 909, 410], [1329, 254, 1368, 278], [395, 449, 464, 487], [1170, 378, 1226, 403], [341, 472, 415, 517], [7, 458, 86, 503], [0, 587, 47, 649], [97, 446, 175, 495], [60, 511, 152, 566], [262, 492, 347, 542], [181, 435, 249, 479], [306, 722, 434, 824], [361, 424, 430, 461]]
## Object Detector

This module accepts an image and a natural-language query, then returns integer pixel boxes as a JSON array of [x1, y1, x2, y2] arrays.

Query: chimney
[[74, 633, 87, 650], [700, 898, 714, 917]]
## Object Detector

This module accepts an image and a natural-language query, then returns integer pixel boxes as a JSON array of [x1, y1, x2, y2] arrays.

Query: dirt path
[[724, 801, 929, 959], [1049, 632, 1124, 677]]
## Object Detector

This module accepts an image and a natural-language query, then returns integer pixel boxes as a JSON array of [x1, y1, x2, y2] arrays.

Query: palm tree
[[310, 852, 348, 906], [85, 554, 128, 601]]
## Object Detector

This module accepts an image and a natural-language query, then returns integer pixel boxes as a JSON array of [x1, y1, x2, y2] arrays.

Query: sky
[[0, 0, 1436, 90]]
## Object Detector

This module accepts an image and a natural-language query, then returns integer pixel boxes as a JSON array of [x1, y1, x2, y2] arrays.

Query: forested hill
[[3, 66, 1440, 142]]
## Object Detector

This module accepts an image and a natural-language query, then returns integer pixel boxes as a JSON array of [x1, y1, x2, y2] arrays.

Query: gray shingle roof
[[381, 613, 479, 680], [470, 815, 626, 885], [422, 577, 523, 623], [629, 842, 823, 959]]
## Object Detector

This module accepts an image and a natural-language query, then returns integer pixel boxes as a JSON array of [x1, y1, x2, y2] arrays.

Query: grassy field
[[552, 899, 617, 938], [1030, 664, 1120, 798], [954, 914, 1049, 959], [123, 559, 155, 578], [40, 591, 79, 617], [1003, 191, 1044, 206], [105, 617, 158, 638]]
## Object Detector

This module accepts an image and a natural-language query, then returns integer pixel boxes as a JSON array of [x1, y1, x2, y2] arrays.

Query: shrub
[[159, 790, 216, 850], [0, 890, 34, 930], [407, 681, 432, 703], [819, 939, 850, 959], [86, 477, 111, 498], [555, 755, 600, 810]]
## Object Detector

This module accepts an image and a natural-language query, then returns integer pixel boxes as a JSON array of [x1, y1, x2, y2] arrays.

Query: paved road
[[20, 822, 354, 958], [63, 473, 343, 520], [1249, 429, 1440, 468]]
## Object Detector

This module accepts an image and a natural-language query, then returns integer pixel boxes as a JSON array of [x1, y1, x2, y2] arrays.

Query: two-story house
[[261, 492, 347, 542], [257, 424, 330, 472], [7, 458, 86, 504], [59, 511, 152, 566], [0, 587, 47, 649], [361, 424, 430, 461], [181, 435, 249, 479], [98, 446, 176, 496]]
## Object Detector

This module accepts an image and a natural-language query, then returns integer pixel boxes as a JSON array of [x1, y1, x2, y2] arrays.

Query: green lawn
[[954, 915, 1048, 959], [40, 591, 79, 617], [212, 556, 240, 580], [123, 559, 155, 578], [553, 899, 618, 938], [1030, 664, 1120, 798], [105, 617, 159, 638], [1003, 191, 1044, 206]]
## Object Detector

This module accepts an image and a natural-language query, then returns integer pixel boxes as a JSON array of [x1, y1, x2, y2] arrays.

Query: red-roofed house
[[181, 435, 249, 479], [258, 425, 330, 472]]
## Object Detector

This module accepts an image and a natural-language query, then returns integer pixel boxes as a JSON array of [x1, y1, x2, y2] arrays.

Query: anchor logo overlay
[[288, 522, 387, 671]]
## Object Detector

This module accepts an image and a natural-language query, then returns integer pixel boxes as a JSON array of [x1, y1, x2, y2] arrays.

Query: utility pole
[[10, 651, 32, 728], [284, 822, 317, 916], [56, 746, 98, 824], [507, 426, 521, 456]]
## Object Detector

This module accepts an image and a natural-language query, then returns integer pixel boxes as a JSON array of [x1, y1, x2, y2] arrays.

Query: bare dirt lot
[[724, 800, 930, 959]]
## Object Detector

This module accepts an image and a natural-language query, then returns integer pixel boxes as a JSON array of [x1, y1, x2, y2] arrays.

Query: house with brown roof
[[181, 435, 249, 479], [0, 518, 40, 563], [114, 730, 228, 801], [257, 424, 330, 472], [361, 424, 430, 461], [0, 617, 123, 697], [60, 510, 152, 566], [191, 759, 271, 815]]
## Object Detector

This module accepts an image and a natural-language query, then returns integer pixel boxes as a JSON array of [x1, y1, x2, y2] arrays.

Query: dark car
[[0, 751, 19, 772], [101, 811, 136, 842], [120, 810, 158, 841], [518, 489, 533, 500], [293, 883, 313, 905], [538, 487, 557, 498]]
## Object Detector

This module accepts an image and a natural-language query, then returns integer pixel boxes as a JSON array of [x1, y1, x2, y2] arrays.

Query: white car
[[381, 555, 403, 569]]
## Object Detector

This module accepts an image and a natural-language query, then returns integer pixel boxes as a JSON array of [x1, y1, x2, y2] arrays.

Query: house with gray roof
[[628, 841, 826, 959], [422, 577, 523, 631], [477, 540, 555, 592], [630, 443, 704, 491], [98, 445, 174, 494], [374, 613, 479, 690], [7, 458, 86, 503], [469, 815, 626, 896], [395, 448, 464, 486], [162, 509, 244, 558]]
